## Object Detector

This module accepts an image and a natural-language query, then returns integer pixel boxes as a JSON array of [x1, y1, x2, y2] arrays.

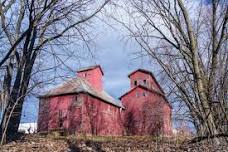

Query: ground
[[0, 134, 227, 152]]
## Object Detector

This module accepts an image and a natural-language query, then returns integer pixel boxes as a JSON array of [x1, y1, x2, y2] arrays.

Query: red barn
[[38, 65, 124, 136], [120, 69, 172, 136], [38, 65, 172, 136]]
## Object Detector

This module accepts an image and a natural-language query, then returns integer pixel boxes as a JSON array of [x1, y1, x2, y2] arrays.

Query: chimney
[[77, 65, 104, 91]]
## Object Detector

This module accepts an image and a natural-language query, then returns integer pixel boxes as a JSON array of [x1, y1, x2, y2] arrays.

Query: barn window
[[143, 92, 147, 97], [143, 80, 147, 85], [136, 92, 140, 97], [134, 80, 137, 86]]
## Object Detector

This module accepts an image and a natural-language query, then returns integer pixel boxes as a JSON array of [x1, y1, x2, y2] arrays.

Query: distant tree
[[0, 0, 110, 144], [112, 0, 227, 144]]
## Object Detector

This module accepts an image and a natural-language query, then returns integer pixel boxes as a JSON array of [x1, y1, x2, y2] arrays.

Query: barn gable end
[[128, 69, 165, 94]]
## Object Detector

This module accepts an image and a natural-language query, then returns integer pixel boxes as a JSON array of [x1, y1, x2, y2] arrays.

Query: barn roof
[[77, 65, 104, 75], [39, 77, 124, 108]]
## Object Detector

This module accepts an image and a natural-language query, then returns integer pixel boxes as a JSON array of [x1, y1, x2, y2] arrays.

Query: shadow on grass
[[85, 140, 104, 152], [67, 139, 104, 152]]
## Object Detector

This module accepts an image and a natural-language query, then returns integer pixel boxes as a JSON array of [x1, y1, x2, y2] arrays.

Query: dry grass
[[0, 134, 227, 152]]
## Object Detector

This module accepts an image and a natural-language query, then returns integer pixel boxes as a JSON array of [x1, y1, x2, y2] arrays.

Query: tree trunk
[[0, 28, 37, 144]]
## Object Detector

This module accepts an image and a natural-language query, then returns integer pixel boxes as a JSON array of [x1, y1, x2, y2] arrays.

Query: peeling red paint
[[38, 93, 123, 135]]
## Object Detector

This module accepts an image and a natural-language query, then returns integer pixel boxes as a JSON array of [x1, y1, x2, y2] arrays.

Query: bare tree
[[123, 110, 135, 135], [0, 0, 110, 144], [141, 100, 164, 136], [112, 0, 227, 144]]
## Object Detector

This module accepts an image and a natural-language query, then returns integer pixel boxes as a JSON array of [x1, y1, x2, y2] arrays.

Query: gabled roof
[[128, 69, 165, 94], [39, 77, 124, 108], [77, 65, 104, 75], [119, 85, 172, 109]]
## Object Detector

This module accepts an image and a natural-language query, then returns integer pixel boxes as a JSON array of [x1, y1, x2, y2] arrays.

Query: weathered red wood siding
[[121, 87, 172, 136], [79, 94, 123, 136], [38, 93, 123, 136], [77, 67, 103, 91], [121, 70, 172, 136], [38, 94, 75, 132]]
